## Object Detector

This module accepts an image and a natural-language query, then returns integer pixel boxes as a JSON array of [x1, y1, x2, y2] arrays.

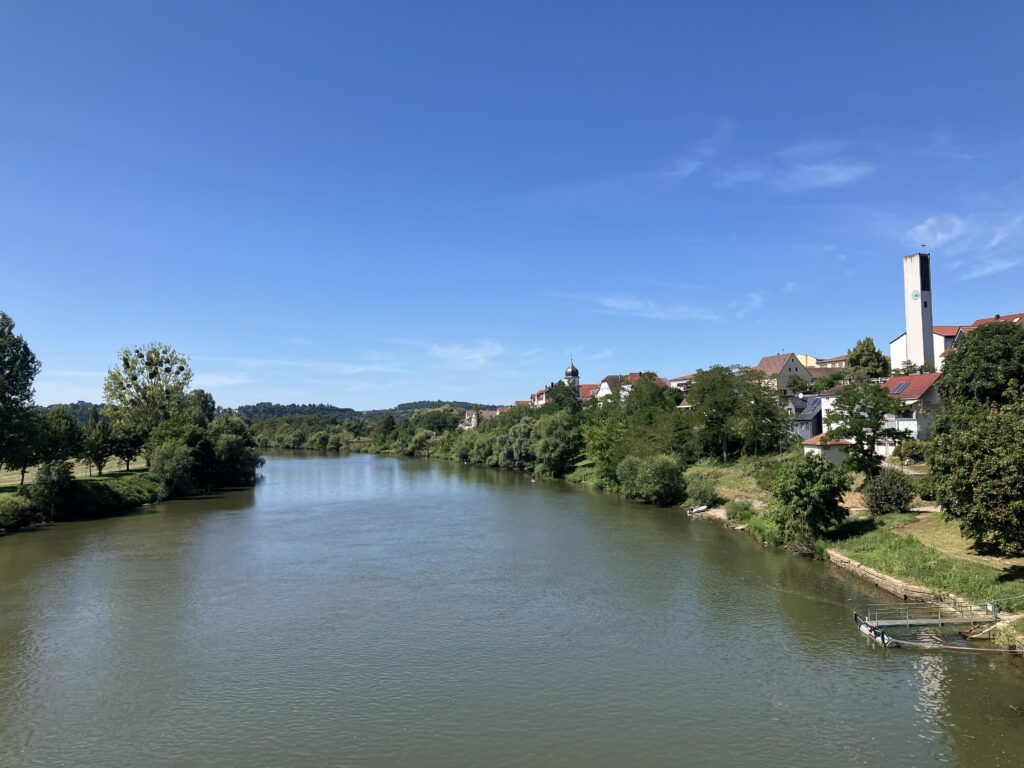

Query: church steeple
[[564, 358, 580, 394]]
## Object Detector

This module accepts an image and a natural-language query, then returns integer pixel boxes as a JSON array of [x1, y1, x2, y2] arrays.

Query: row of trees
[[0, 311, 264, 529]]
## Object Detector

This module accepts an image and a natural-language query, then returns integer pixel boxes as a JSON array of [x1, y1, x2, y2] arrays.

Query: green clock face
[[911, 289, 920, 301]]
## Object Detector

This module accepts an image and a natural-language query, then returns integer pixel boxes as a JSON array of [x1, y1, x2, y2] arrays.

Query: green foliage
[[937, 321, 1024, 409], [534, 410, 582, 477], [616, 454, 686, 506], [892, 438, 926, 464], [29, 460, 75, 521], [111, 422, 146, 470], [234, 402, 356, 420], [102, 342, 193, 436], [497, 418, 537, 471], [67, 474, 164, 519], [81, 409, 114, 474], [410, 405, 462, 434], [0, 494, 37, 530], [807, 370, 845, 394], [0, 311, 42, 472], [930, 388, 1024, 553], [725, 500, 754, 522], [825, 381, 909, 476], [209, 417, 265, 485], [910, 473, 935, 501], [38, 407, 83, 463], [686, 474, 718, 507], [148, 443, 196, 498], [863, 468, 914, 517], [766, 453, 850, 548], [845, 337, 890, 378]]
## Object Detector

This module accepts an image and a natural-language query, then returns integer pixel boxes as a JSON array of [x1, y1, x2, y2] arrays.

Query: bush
[[616, 454, 686, 506], [0, 494, 38, 530], [725, 500, 754, 522], [751, 455, 792, 492], [767, 453, 851, 549], [687, 474, 718, 507], [28, 460, 75, 521], [893, 438, 926, 464], [149, 443, 196, 498], [910, 473, 935, 502], [863, 468, 914, 517]]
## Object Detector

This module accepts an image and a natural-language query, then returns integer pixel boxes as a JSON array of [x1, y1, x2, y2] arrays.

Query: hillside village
[[462, 252, 1023, 468]]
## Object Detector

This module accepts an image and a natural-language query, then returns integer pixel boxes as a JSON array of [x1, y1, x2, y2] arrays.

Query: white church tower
[[902, 252, 935, 369]]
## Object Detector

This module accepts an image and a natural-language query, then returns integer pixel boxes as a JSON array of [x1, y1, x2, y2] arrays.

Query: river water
[[2, 453, 1023, 767]]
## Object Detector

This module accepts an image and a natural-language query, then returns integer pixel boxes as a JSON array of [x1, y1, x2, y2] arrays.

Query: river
[[2, 453, 1023, 767]]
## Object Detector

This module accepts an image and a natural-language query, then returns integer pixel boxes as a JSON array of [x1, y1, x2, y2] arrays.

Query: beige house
[[802, 433, 853, 466], [752, 353, 812, 396]]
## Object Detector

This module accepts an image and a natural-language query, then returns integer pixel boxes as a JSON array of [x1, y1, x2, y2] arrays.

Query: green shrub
[[742, 514, 784, 546], [725, 500, 754, 522], [29, 460, 75, 521], [616, 454, 686, 506], [910, 473, 935, 501], [863, 468, 914, 517], [0, 495, 37, 530], [893, 438, 927, 464], [687, 474, 718, 507], [751, 455, 794, 492], [767, 453, 851, 550], [149, 443, 196, 497]]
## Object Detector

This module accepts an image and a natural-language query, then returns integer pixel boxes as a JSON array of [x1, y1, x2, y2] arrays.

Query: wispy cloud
[[735, 292, 764, 318], [590, 295, 720, 322], [718, 139, 874, 192], [783, 281, 798, 294], [903, 209, 1024, 281], [428, 340, 504, 368]]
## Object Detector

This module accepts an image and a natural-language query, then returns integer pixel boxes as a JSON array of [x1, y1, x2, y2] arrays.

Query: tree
[[0, 311, 42, 468], [111, 422, 145, 471], [846, 337, 890, 379], [929, 388, 1024, 553], [863, 468, 914, 517], [766, 453, 851, 546], [808, 370, 845, 394], [102, 343, 193, 436], [534, 410, 583, 477], [937, 322, 1024, 410], [687, 366, 742, 461], [29, 460, 75, 521], [2, 408, 42, 484], [38, 407, 83, 464], [825, 382, 909, 476], [616, 454, 686, 506], [148, 443, 195, 498], [81, 409, 114, 475], [730, 370, 793, 457]]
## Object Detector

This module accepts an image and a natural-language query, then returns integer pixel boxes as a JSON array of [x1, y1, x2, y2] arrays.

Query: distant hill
[[44, 401, 101, 423], [392, 400, 500, 412], [232, 402, 357, 420]]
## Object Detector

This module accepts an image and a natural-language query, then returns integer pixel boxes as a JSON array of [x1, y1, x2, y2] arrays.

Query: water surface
[[2, 453, 1023, 766]]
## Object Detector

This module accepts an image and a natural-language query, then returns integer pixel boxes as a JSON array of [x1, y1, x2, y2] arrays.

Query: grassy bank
[[0, 470, 164, 533]]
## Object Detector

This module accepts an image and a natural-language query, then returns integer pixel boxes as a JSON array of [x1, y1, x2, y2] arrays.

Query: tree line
[[0, 311, 264, 532]]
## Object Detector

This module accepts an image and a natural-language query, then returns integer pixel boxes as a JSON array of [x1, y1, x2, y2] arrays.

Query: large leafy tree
[[534, 410, 582, 477], [730, 369, 793, 457], [930, 387, 1024, 553], [687, 365, 742, 461], [81, 409, 114, 475], [825, 382, 909, 476], [0, 311, 42, 467], [767, 453, 851, 545], [937, 322, 1024, 410], [102, 343, 193, 435], [846, 337, 890, 379]]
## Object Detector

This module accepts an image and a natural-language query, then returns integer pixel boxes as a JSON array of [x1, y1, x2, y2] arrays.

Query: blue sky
[[2, 2, 1023, 409]]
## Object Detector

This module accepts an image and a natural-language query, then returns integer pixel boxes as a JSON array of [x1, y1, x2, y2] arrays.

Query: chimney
[[903, 252, 934, 368]]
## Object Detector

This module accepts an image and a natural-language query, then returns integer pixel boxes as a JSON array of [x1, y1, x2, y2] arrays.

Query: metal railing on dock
[[866, 600, 997, 629]]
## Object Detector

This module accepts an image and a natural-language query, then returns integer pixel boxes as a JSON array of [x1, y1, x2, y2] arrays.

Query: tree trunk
[[20, 467, 26, 485]]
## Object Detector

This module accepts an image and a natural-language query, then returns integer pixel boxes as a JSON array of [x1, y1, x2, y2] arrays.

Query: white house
[[802, 433, 853, 467], [874, 372, 943, 456], [596, 372, 669, 400]]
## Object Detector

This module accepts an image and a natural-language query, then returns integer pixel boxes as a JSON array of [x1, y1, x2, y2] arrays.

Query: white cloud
[[735, 292, 764, 318], [428, 340, 504, 368], [593, 295, 720, 322], [903, 209, 1024, 281], [905, 214, 968, 250], [718, 139, 874, 192], [783, 281, 798, 294]]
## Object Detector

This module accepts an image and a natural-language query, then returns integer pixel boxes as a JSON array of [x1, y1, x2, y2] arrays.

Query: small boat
[[854, 611, 900, 648], [686, 505, 708, 517]]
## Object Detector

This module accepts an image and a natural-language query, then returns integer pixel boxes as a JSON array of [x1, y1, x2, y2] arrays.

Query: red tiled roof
[[883, 372, 941, 401], [803, 433, 854, 447], [754, 353, 795, 377], [932, 325, 963, 337], [971, 312, 1024, 327], [805, 367, 835, 379], [514, 400, 531, 406], [579, 384, 600, 400], [670, 373, 697, 382], [816, 354, 847, 364]]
